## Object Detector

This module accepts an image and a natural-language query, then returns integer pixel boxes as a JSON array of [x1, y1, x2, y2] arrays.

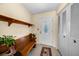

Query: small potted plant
[[3, 35, 15, 47], [0, 37, 4, 45], [0, 35, 16, 55]]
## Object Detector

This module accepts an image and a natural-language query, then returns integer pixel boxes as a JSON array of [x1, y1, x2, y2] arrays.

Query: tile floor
[[28, 44, 60, 56]]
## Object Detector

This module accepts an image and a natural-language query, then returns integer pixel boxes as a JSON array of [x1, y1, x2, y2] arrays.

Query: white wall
[[0, 3, 32, 39], [32, 11, 58, 48], [0, 3, 32, 23]]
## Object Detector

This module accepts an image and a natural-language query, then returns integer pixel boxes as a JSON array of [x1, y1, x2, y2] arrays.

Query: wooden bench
[[15, 33, 36, 56]]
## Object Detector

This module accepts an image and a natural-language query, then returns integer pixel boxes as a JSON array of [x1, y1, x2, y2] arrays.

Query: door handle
[[63, 35, 66, 38], [73, 40, 76, 43]]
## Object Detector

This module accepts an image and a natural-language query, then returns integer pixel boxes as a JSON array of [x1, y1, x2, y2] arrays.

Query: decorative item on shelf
[[0, 35, 16, 55]]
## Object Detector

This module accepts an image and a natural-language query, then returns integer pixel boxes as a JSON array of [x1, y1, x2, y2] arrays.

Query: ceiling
[[22, 3, 60, 14]]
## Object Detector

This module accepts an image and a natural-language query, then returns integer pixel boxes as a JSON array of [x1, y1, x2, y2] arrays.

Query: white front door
[[38, 16, 53, 46]]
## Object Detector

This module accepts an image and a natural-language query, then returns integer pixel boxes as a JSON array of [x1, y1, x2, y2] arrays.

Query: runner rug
[[40, 47, 52, 56]]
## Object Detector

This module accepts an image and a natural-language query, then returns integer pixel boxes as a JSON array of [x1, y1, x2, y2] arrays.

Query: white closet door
[[59, 6, 70, 55], [69, 3, 79, 56]]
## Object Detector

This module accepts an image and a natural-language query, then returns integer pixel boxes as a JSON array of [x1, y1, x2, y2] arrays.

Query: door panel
[[69, 3, 79, 56], [59, 3, 79, 56], [59, 7, 70, 55], [61, 10, 69, 56]]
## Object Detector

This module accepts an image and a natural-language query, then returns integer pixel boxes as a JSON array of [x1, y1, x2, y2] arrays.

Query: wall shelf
[[0, 15, 33, 27]]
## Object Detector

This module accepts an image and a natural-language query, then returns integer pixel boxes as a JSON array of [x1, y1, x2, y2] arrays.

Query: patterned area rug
[[40, 47, 52, 56]]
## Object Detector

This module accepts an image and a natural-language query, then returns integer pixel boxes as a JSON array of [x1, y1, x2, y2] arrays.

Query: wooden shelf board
[[0, 15, 33, 27]]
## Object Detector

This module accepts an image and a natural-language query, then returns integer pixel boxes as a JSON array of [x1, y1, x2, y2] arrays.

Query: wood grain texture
[[15, 33, 36, 56], [0, 15, 33, 27]]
